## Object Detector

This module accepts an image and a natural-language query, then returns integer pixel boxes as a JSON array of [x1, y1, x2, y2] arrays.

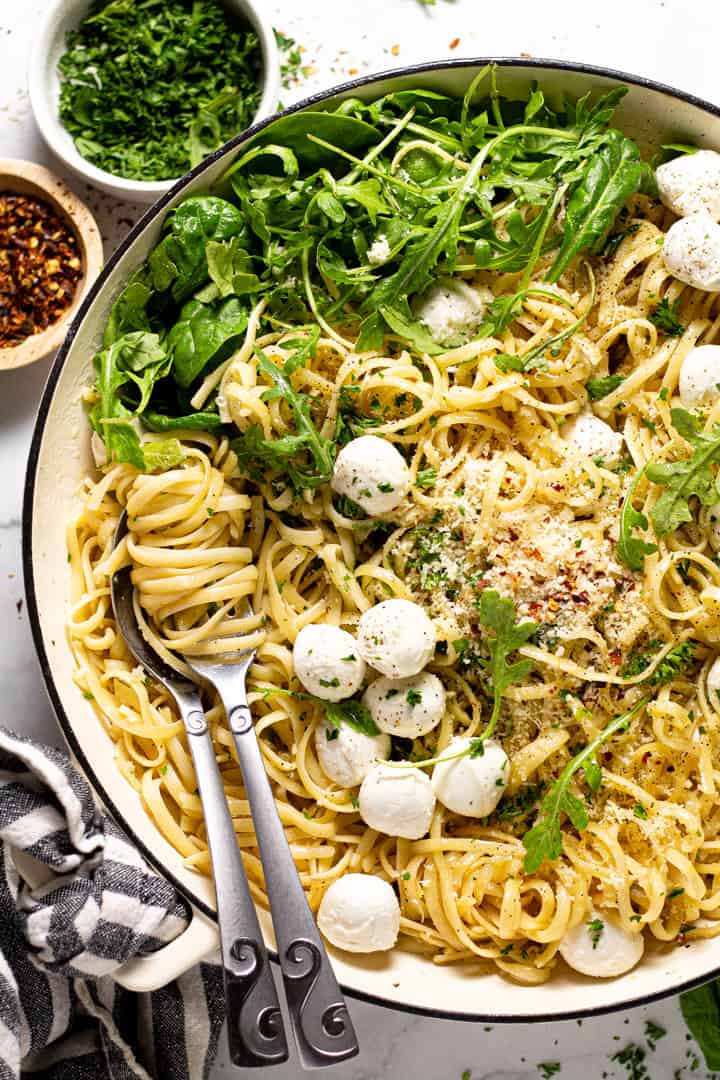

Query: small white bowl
[[28, 0, 280, 204]]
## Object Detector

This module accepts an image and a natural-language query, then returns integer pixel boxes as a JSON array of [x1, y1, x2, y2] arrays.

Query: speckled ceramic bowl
[[24, 59, 720, 1017]]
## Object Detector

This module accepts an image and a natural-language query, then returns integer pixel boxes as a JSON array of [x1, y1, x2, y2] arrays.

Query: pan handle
[[114, 907, 219, 993]]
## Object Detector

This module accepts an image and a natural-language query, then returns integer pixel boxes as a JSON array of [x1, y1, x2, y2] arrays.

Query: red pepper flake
[[449, 37, 460, 49], [0, 193, 82, 348]]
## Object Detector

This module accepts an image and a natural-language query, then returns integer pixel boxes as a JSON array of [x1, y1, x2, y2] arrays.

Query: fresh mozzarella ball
[[431, 737, 509, 818], [314, 719, 391, 788], [706, 503, 720, 551], [707, 657, 720, 708], [413, 277, 493, 345], [564, 409, 624, 465], [367, 235, 391, 265], [359, 763, 436, 839], [357, 599, 436, 678], [317, 873, 400, 953], [559, 907, 644, 977], [656, 150, 720, 221], [331, 435, 411, 516], [293, 624, 366, 702], [663, 214, 720, 292], [363, 672, 445, 738], [678, 344, 720, 407]]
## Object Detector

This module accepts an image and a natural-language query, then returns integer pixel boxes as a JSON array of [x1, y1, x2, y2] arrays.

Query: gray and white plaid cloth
[[0, 727, 224, 1080]]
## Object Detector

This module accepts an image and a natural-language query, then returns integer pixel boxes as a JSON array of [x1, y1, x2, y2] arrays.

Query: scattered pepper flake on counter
[[0, 193, 82, 348]]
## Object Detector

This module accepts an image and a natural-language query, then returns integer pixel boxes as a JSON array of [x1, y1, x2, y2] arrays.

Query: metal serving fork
[[111, 514, 288, 1069], [112, 513, 359, 1069]]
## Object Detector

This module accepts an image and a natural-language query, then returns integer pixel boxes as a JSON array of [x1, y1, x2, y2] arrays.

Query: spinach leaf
[[547, 132, 646, 282], [244, 112, 379, 171], [647, 409, 720, 536], [616, 468, 658, 571], [149, 197, 247, 302], [103, 275, 154, 346], [168, 298, 249, 388], [523, 698, 647, 872], [680, 981, 720, 1072]]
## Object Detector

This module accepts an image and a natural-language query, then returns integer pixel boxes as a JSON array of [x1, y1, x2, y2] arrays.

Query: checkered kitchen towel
[[0, 727, 224, 1080]]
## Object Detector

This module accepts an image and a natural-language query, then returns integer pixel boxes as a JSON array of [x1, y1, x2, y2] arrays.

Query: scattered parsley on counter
[[58, 0, 264, 181]]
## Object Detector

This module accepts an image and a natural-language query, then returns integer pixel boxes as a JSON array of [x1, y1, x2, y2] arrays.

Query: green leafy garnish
[[522, 698, 647, 872], [546, 131, 651, 282], [620, 638, 697, 685], [474, 590, 537, 746], [680, 981, 720, 1073], [586, 374, 625, 400], [392, 592, 535, 771], [586, 918, 604, 949], [57, 0, 264, 181], [647, 408, 720, 536], [650, 296, 685, 337], [324, 698, 380, 737], [415, 468, 438, 490], [232, 332, 336, 492], [616, 468, 658, 571]]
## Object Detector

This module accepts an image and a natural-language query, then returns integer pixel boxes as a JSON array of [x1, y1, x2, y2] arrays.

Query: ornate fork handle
[[221, 697, 359, 1068], [175, 694, 288, 1068]]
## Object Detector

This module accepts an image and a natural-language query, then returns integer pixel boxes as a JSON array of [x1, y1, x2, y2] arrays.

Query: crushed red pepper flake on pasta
[[0, 193, 82, 348]]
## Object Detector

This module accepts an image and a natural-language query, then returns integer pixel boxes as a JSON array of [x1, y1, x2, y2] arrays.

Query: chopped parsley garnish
[[650, 296, 685, 337], [587, 918, 604, 949], [633, 802, 648, 820], [586, 374, 625, 400], [406, 689, 423, 706], [415, 467, 438, 490]]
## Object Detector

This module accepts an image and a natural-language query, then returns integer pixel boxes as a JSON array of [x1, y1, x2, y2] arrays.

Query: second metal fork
[[185, 646, 359, 1070]]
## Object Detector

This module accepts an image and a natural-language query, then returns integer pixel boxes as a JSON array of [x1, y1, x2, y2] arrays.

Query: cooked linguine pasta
[[67, 76, 720, 982]]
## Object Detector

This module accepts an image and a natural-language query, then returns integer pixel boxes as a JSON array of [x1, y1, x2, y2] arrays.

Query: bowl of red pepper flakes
[[0, 159, 103, 370]]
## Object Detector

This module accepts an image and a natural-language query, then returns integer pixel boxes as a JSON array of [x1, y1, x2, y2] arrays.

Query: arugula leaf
[[547, 132, 646, 282], [232, 338, 335, 491], [523, 698, 647, 872], [617, 468, 658, 571], [243, 111, 379, 171], [649, 296, 685, 338], [477, 590, 537, 743], [325, 698, 380, 737], [680, 981, 720, 1073], [586, 374, 625, 400], [647, 408, 720, 536]]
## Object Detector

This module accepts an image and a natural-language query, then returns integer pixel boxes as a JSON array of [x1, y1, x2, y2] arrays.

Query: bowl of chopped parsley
[[29, 0, 280, 203]]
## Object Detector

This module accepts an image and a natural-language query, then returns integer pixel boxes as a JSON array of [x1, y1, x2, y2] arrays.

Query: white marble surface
[[1, 0, 719, 1075]]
